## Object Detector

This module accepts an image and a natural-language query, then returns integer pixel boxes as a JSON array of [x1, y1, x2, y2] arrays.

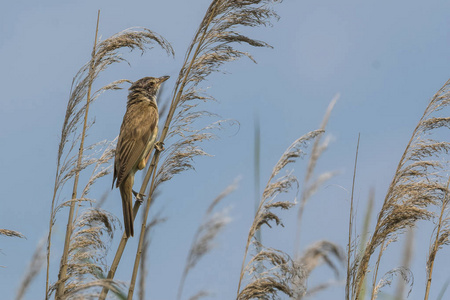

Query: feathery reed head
[[373, 267, 414, 299], [0, 229, 25, 238], [61, 209, 119, 295], [351, 78, 450, 299], [238, 244, 305, 300], [238, 130, 324, 298], [298, 240, 346, 279], [177, 181, 237, 299], [16, 239, 45, 300]]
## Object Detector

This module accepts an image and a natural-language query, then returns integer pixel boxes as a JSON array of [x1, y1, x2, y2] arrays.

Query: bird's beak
[[158, 75, 170, 83]]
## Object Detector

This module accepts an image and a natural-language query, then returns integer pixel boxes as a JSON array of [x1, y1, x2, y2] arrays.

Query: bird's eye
[[149, 82, 155, 87]]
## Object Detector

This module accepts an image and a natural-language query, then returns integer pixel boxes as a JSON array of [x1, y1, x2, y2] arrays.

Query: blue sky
[[1, 0, 450, 299]]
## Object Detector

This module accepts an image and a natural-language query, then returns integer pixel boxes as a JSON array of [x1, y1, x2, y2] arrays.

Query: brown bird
[[112, 76, 169, 237]]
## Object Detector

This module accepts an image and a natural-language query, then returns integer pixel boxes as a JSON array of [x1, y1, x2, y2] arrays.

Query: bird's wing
[[114, 104, 158, 187]]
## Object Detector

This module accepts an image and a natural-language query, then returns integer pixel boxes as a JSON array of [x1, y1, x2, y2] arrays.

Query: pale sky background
[[1, 0, 450, 299]]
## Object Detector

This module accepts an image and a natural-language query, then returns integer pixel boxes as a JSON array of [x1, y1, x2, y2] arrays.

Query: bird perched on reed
[[112, 76, 169, 237]]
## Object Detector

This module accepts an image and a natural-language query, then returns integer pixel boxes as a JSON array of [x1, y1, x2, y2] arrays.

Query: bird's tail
[[119, 175, 134, 237]]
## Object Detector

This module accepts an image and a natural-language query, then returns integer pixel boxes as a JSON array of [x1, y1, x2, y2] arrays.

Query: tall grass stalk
[[237, 100, 344, 299], [437, 277, 450, 300], [55, 11, 100, 299], [101, 0, 282, 298], [237, 130, 323, 298], [127, 168, 159, 299], [357, 189, 375, 300], [15, 239, 45, 300], [370, 240, 385, 300], [254, 112, 262, 253], [395, 228, 414, 300], [352, 78, 450, 299], [47, 17, 173, 299], [298, 240, 346, 299], [138, 215, 166, 300], [294, 95, 338, 257], [424, 176, 450, 299], [138, 218, 148, 300], [177, 181, 236, 299], [0, 229, 25, 238], [346, 133, 360, 300]]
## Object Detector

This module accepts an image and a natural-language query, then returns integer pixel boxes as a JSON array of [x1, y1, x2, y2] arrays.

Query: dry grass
[[237, 129, 323, 299], [349, 78, 450, 299], [15, 239, 44, 300], [0, 229, 26, 270], [346, 133, 360, 300], [294, 96, 339, 259], [236, 98, 343, 300], [1, 1, 449, 300], [393, 228, 414, 300], [44, 11, 174, 299], [51, 209, 119, 298], [425, 176, 450, 299], [100, 0, 284, 298], [0, 229, 25, 238], [177, 180, 237, 299]]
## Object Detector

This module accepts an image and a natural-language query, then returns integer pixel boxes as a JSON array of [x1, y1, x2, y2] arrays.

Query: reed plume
[[351, 78, 450, 299], [346, 134, 360, 300], [138, 214, 167, 300], [424, 176, 450, 299], [154, 0, 283, 192], [177, 181, 237, 299], [15, 239, 45, 300], [394, 228, 414, 300], [297, 240, 346, 299], [0, 229, 25, 238], [347, 188, 375, 300], [237, 130, 323, 299], [371, 267, 413, 299], [48, 11, 173, 298], [294, 95, 339, 256], [58, 208, 119, 297], [0, 229, 26, 269], [100, 1, 283, 298]]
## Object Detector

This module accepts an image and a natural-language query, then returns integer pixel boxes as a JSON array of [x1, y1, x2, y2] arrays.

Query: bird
[[112, 75, 169, 238]]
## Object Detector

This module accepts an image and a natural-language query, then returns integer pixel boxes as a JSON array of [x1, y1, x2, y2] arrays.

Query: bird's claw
[[155, 141, 165, 152], [132, 190, 146, 202]]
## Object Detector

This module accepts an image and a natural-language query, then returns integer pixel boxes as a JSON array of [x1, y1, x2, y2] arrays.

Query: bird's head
[[129, 75, 170, 101]]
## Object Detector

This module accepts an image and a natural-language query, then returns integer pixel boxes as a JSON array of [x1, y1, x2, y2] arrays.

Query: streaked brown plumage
[[113, 76, 169, 237]]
